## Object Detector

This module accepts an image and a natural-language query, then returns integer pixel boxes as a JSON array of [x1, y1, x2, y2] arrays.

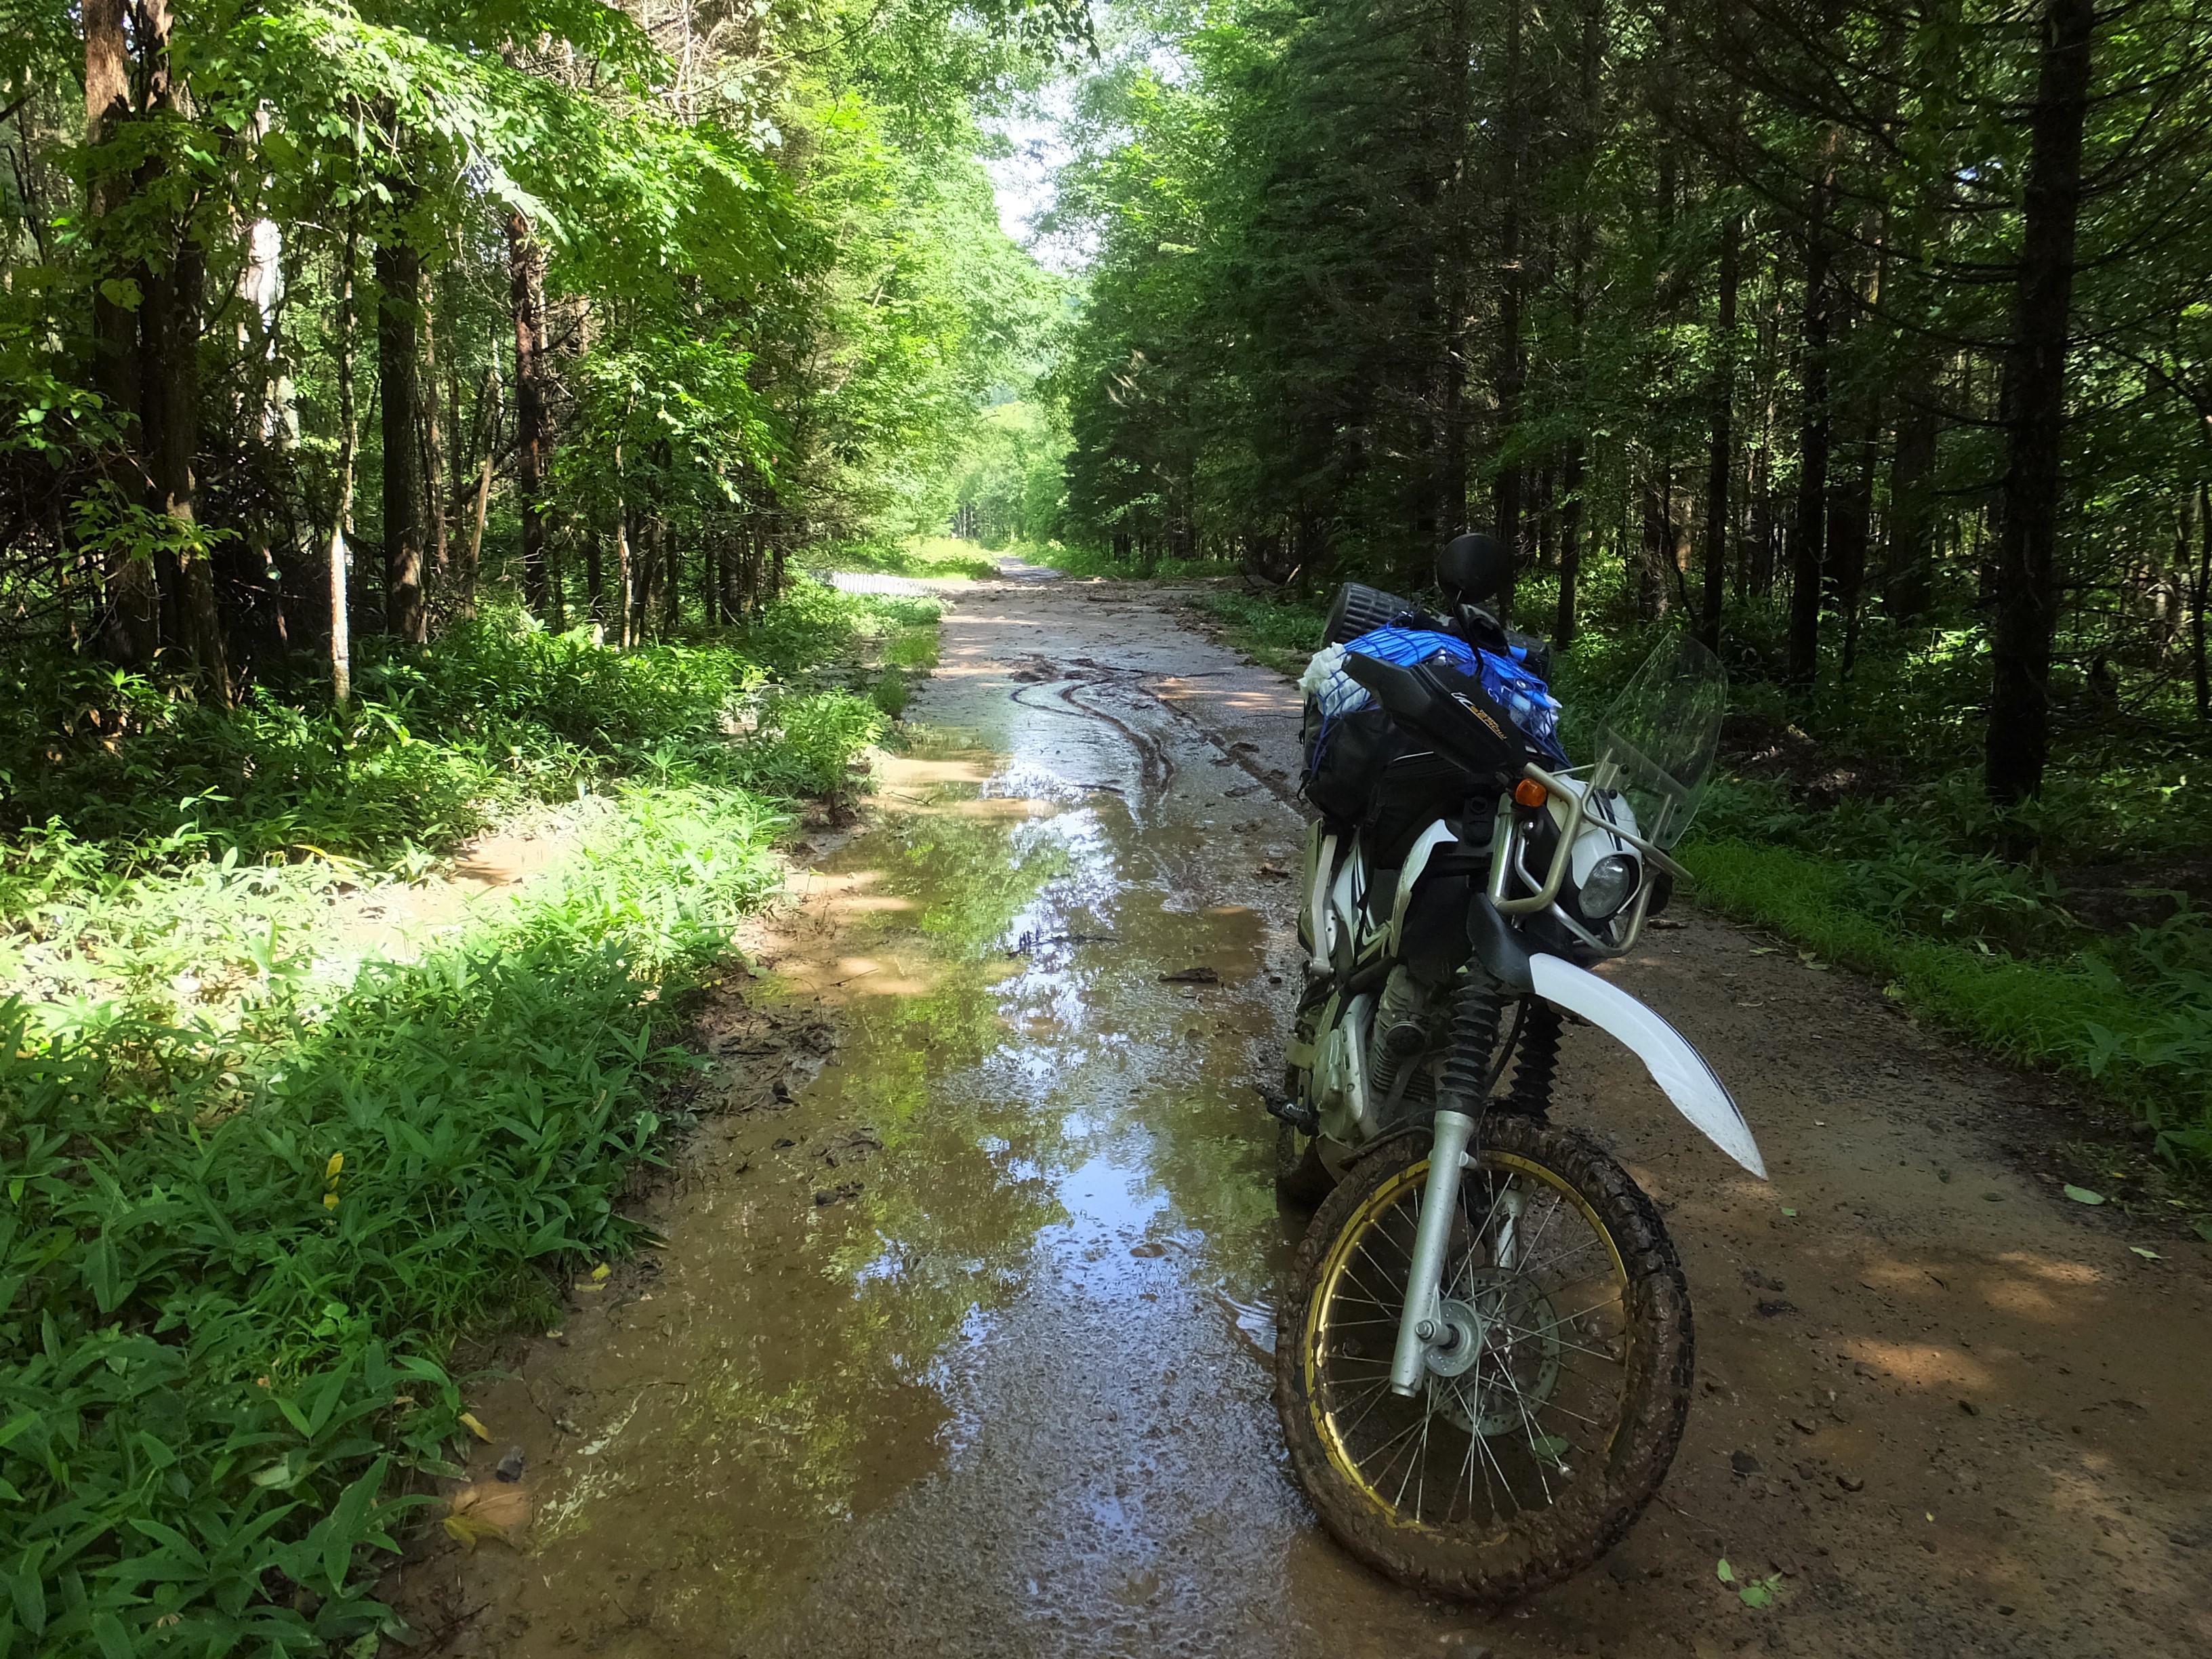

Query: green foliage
[[949, 401, 1071, 546], [1189, 590, 1326, 674], [0, 588, 910, 872], [0, 780, 782, 1656], [1684, 836, 2212, 1166], [0, 579, 930, 1652], [796, 536, 1000, 580]]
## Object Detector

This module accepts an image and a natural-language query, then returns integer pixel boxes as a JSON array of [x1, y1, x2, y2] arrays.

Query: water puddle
[[401, 626, 1471, 1656]]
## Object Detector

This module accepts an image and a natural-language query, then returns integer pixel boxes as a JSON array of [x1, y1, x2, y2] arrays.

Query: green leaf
[[2130, 1246, 2161, 1260], [2063, 1185, 2106, 1206], [92, 1610, 136, 1659], [1715, 1557, 1736, 1584], [1739, 1576, 1778, 1610], [11, 1542, 47, 1635]]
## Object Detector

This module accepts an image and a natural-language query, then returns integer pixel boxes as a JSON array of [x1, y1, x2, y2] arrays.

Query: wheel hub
[[1428, 1268, 1565, 1437]]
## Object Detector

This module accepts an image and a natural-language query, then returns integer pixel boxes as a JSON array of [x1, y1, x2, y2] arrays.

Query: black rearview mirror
[[1437, 533, 1513, 605]]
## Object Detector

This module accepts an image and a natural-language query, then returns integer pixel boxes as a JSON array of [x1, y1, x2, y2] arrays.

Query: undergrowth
[[794, 534, 998, 581], [1043, 543, 1240, 583], [0, 582, 928, 1654]]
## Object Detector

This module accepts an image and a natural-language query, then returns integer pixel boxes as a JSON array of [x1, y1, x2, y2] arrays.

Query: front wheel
[[1275, 1115, 1692, 1603]]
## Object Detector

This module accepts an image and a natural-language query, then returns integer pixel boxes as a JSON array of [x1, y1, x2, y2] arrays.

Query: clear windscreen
[[1591, 633, 1728, 850]]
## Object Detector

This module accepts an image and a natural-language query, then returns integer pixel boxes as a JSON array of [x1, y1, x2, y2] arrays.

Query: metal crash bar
[[1486, 758, 1688, 922]]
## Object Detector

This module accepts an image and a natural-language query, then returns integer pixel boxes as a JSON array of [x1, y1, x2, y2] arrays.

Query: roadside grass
[[1185, 584, 2212, 1170], [1683, 834, 2212, 1167], [0, 584, 928, 1654], [1043, 543, 1241, 583], [795, 534, 998, 581], [1191, 590, 1326, 676]]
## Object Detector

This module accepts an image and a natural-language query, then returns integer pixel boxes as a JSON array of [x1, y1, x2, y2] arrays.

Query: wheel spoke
[[1305, 1136, 1662, 1547]]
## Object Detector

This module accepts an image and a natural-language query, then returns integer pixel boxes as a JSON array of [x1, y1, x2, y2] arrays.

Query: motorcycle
[[1268, 532, 1765, 1603]]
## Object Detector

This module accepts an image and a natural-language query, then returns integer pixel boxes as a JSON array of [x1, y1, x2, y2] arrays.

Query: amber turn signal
[[1513, 779, 1549, 808]]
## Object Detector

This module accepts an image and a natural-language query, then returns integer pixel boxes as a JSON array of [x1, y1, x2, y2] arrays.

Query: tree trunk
[[2193, 480, 2209, 722], [84, 0, 157, 667], [329, 224, 361, 706], [226, 209, 291, 671], [419, 268, 449, 623], [461, 454, 491, 622], [656, 443, 679, 632], [1557, 442, 1584, 650], [621, 504, 644, 647], [1885, 391, 1939, 618], [377, 236, 425, 641], [660, 516, 680, 632], [141, 3, 228, 705], [508, 207, 551, 617], [1555, 0, 1599, 652], [1637, 462, 1673, 618], [1986, 0, 2095, 810], [1787, 138, 1837, 699], [1701, 213, 1740, 652], [1833, 445, 1877, 679], [1490, 0, 1525, 618]]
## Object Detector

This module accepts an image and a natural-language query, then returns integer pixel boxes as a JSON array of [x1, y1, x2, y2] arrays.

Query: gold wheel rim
[[1302, 1145, 1633, 1534]]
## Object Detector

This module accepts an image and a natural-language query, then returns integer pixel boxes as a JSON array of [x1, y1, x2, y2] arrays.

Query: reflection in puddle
[[433, 740, 1303, 1655]]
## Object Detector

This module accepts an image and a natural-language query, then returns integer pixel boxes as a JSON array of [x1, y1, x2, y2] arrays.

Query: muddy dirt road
[[407, 573, 2212, 1659]]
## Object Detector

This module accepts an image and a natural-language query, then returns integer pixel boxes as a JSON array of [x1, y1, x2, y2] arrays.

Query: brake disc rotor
[[1429, 1267, 1565, 1437]]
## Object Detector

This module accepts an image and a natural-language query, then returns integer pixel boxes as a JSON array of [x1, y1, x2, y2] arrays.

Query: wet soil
[[398, 572, 2212, 1659]]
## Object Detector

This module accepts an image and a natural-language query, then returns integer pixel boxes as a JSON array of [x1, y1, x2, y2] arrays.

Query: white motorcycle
[[1269, 533, 1765, 1603]]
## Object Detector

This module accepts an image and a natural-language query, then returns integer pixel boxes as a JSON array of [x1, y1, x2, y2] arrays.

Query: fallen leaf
[[2194, 1219, 2212, 1244], [1780, 1207, 1798, 1218], [591, 1263, 611, 1282], [443, 1481, 531, 1552], [2063, 1185, 2106, 1206], [323, 1152, 344, 1181], [1158, 966, 1221, 984], [1749, 947, 1777, 956], [1739, 1576, 1778, 1610], [1130, 1241, 1167, 1258], [1715, 1557, 1736, 1584], [1254, 862, 1292, 881], [459, 1411, 491, 1442], [2130, 1246, 2162, 1260]]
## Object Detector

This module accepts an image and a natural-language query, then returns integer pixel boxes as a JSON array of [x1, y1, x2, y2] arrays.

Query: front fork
[[1387, 977, 1540, 1395], [1389, 1108, 1478, 1395]]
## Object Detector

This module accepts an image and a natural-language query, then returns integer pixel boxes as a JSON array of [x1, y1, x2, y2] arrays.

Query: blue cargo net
[[1300, 625, 1568, 769]]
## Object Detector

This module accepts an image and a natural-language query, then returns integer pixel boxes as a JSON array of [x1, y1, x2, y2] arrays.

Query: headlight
[[1578, 853, 1639, 920]]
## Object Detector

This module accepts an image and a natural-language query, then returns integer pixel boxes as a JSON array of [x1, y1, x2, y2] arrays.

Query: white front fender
[[1529, 954, 1767, 1179]]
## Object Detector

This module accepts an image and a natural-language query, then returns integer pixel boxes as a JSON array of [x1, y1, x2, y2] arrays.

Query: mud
[[399, 572, 2212, 1659]]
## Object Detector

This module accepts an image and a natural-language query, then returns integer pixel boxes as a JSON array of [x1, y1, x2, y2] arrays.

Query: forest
[[1031, 0, 2212, 1174], [3, 0, 2211, 1650], [0, 1, 1071, 1652]]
